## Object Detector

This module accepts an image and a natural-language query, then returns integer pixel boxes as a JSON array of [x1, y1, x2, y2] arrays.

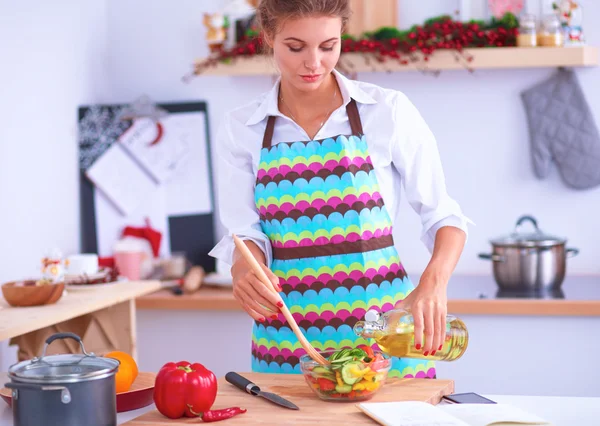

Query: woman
[[209, 0, 471, 378]]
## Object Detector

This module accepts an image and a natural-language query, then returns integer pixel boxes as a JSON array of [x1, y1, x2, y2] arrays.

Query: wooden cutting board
[[123, 373, 454, 425]]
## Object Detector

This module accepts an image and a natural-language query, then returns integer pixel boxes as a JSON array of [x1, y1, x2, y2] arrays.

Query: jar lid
[[489, 215, 566, 248], [7, 333, 119, 384]]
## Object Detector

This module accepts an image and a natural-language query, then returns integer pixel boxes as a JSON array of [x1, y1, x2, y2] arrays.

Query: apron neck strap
[[346, 99, 364, 137], [261, 98, 364, 149], [262, 116, 276, 149]]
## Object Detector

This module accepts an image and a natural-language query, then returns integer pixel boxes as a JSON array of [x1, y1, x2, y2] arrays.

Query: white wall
[[1, 0, 599, 393], [2, 0, 599, 282], [0, 0, 109, 283]]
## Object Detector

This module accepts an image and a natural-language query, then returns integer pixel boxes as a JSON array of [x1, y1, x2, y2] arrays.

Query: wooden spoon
[[232, 235, 328, 366]]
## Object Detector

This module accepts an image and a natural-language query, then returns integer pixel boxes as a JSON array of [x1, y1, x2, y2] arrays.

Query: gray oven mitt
[[521, 68, 600, 190]]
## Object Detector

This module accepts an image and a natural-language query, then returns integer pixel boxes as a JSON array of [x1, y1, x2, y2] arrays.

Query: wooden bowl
[[1, 280, 65, 307], [1, 372, 156, 413]]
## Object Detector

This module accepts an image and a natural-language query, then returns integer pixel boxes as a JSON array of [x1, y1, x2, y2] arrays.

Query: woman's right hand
[[231, 244, 283, 323]]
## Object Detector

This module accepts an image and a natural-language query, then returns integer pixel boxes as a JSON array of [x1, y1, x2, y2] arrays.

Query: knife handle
[[226, 372, 260, 395]]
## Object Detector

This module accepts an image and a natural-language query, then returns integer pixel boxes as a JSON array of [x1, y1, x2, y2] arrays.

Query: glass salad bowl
[[299, 346, 391, 402]]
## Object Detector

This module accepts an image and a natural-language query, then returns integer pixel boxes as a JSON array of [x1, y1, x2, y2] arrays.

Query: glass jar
[[517, 13, 538, 47], [539, 14, 565, 47], [353, 308, 469, 361]]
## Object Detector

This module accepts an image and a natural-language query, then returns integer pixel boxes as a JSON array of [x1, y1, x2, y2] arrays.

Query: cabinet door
[[346, 0, 398, 36]]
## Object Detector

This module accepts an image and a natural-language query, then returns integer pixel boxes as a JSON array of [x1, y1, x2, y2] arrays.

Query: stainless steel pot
[[478, 215, 579, 292], [5, 332, 119, 426]]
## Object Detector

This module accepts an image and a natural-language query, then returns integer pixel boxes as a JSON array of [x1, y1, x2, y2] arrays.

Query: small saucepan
[[478, 215, 579, 292], [5, 332, 119, 426]]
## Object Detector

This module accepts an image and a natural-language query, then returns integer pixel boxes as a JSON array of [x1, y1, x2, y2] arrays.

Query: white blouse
[[209, 70, 473, 268]]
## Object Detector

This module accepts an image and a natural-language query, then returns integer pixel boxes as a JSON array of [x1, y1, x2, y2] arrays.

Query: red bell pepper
[[153, 361, 218, 419]]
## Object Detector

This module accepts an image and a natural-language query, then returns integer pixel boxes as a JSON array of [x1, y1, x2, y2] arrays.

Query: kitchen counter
[[0, 280, 162, 360], [0, 280, 161, 341], [1, 373, 598, 425], [132, 274, 600, 398], [136, 274, 600, 316]]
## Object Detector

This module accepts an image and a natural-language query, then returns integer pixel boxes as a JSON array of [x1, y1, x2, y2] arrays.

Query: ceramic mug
[[114, 251, 145, 281], [65, 254, 99, 276]]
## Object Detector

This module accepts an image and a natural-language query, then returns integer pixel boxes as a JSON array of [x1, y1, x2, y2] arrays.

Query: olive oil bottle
[[353, 309, 469, 361]]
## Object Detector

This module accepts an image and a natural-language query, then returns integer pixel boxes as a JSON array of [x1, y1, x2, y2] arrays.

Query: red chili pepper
[[153, 361, 217, 419], [188, 406, 247, 422]]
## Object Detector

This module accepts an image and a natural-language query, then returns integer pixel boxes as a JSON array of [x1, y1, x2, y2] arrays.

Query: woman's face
[[269, 15, 342, 92]]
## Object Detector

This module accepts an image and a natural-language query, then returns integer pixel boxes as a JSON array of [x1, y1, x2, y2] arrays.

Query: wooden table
[[0, 280, 161, 361], [124, 373, 454, 425]]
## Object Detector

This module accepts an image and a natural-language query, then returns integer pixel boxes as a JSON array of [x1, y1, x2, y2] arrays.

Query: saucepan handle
[[478, 253, 505, 262], [40, 332, 90, 359], [5, 382, 72, 404], [566, 248, 579, 258]]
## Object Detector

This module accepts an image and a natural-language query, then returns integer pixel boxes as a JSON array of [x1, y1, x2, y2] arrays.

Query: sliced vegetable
[[335, 383, 353, 394], [341, 361, 368, 385], [306, 346, 389, 401], [357, 344, 375, 359]]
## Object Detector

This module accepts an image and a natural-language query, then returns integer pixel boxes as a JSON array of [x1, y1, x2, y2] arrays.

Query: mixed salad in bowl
[[300, 345, 391, 401]]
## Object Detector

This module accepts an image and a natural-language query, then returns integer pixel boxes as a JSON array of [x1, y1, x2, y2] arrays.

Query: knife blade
[[225, 372, 299, 410]]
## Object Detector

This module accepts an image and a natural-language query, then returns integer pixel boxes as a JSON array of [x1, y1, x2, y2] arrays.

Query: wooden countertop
[[123, 373, 454, 425], [136, 275, 600, 316], [0, 280, 162, 341]]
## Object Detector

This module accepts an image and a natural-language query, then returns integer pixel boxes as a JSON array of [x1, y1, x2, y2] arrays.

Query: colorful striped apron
[[251, 99, 435, 379]]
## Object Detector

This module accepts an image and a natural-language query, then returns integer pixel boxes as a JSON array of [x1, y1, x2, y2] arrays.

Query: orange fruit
[[105, 351, 138, 393]]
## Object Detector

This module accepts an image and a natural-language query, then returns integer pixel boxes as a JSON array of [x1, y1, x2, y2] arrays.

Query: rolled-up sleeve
[[391, 93, 474, 253], [208, 113, 273, 268]]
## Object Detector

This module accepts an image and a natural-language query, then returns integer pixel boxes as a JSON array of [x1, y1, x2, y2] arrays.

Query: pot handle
[[567, 248, 579, 258], [478, 253, 505, 262], [40, 332, 91, 359], [515, 215, 540, 234], [5, 382, 72, 404]]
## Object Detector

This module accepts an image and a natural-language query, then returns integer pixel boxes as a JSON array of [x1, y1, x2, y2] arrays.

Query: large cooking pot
[[5, 332, 119, 426], [478, 215, 579, 292]]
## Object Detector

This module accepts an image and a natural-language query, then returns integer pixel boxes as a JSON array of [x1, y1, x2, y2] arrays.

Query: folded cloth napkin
[[521, 68, 600, 190]]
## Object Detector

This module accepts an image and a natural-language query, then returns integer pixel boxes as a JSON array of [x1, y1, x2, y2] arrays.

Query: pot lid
[[8, 333, 119, 384], [490, 215, 566, 247]]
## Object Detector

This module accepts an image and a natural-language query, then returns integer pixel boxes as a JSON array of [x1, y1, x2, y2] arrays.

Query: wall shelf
[[194, 46, 598, 77]]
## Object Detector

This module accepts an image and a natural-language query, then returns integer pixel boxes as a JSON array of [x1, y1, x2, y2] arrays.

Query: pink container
[[114, 251, 145, 280]]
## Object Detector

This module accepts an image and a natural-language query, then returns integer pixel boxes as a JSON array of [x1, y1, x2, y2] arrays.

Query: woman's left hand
[[396, 269, 448, 356]]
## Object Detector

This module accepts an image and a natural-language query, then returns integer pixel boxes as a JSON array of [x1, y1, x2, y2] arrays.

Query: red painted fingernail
[[259, 317, 265, 323], [423, 351, 429, 356], [438, 345, 443, 351], [277, 301, 283, 308], [271, 314, 278, 320], [431, 350, 436, 356], [415, 344, 422, 350]]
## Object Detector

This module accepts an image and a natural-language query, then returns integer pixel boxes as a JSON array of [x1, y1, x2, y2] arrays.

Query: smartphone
[[442, 392, 497, 404]]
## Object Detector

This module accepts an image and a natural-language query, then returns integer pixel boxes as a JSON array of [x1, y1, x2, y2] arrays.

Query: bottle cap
[[365, 310, 379, 322]]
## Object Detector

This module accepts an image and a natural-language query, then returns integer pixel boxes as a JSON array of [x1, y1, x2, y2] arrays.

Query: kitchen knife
[[225, 372, 299, 410]]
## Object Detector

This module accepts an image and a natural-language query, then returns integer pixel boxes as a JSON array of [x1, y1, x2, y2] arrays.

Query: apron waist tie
[[272, 234, 395, 261]]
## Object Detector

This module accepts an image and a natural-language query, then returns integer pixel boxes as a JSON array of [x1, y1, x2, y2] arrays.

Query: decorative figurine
[[41, 248, 66, 283], [552, 0, 585, 45], [204, 12, 229, 53]]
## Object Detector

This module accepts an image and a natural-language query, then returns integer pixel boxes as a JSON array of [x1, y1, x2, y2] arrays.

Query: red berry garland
[[188, 14, 518, 78]]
